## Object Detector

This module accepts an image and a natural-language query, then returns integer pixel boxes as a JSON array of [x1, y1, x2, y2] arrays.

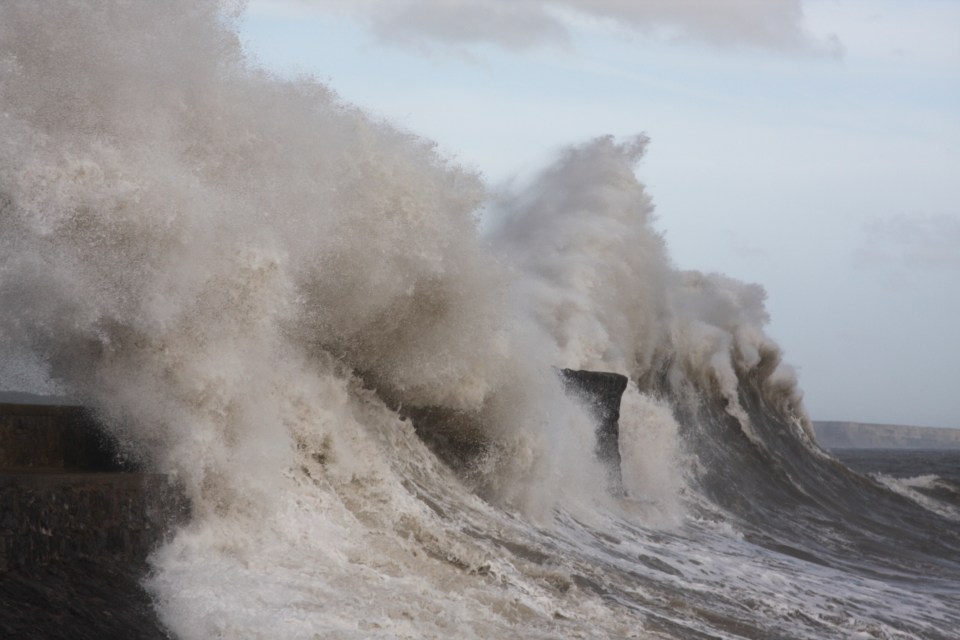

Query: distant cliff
[[813, 421, 960, 450]]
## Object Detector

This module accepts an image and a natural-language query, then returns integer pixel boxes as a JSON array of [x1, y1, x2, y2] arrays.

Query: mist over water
[[2, 2, 959, 638]]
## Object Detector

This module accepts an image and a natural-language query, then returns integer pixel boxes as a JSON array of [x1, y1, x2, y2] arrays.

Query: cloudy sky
[[240, 0, 960, 428]]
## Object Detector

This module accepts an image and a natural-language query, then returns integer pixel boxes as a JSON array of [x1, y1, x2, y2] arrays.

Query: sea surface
[[1, 2, 959, 638], [833, 449, 960, 515], [834, 449, 960, 479]]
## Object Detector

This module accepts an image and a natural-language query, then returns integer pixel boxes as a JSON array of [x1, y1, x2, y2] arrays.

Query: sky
[[239, 0, 960, 429]]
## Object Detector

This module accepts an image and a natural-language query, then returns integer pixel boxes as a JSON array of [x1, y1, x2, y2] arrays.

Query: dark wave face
[[671, 352, 960, 569], [837, 450, 960, 511], [1, 2, 958, 638]]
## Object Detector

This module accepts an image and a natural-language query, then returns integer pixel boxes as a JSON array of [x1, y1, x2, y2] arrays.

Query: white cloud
[[264, 0, 832, 53]]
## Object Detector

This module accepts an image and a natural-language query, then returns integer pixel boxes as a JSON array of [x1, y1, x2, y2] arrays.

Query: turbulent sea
[[1, 2, 958, 638]]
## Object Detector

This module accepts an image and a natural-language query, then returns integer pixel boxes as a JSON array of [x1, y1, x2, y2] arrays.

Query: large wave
[[3, 2, 958, 638], [0, 0, 696, 518]]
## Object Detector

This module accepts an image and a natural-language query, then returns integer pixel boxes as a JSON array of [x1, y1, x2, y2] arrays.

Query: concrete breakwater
[[559, 369, 629, 492], [0, 403, 187, 639]]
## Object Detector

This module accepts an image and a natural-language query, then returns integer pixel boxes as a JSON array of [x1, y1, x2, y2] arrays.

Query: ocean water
[[833, 450, 960, 517], [1, 2, 958, 638]]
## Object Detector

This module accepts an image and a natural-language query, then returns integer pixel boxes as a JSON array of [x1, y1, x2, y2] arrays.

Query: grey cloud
[[368, 3, 570, 51], [294, 0, 828, 53]]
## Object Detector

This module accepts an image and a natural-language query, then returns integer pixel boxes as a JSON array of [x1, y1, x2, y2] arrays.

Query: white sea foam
[[872, 473, 960, 522]]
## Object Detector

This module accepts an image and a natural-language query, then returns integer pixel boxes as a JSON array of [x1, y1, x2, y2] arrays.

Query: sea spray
[[0, 0, 604, 510], [489, 135, 670, 377], [0, 0, 761, 570], [0, 2, 645, 634]]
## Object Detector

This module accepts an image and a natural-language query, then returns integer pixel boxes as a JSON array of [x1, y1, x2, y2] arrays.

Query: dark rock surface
[[0, 403, 187, 640]]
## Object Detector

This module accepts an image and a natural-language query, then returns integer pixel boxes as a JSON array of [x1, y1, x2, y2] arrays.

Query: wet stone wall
[[0, 403, 188, 640]]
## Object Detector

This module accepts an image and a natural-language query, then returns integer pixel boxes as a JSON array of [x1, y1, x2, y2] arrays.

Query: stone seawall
[[0, 471, 185, 571], [0, 403, 188, 639], [0, 404, 122, 471]]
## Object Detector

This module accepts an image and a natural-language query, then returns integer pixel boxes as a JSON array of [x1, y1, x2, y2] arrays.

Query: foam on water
[[870, 473, 960, 522], [2, 2, 959, 638]]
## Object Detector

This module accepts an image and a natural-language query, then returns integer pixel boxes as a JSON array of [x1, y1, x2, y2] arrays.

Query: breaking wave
[[2, 2, 958, 638]]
